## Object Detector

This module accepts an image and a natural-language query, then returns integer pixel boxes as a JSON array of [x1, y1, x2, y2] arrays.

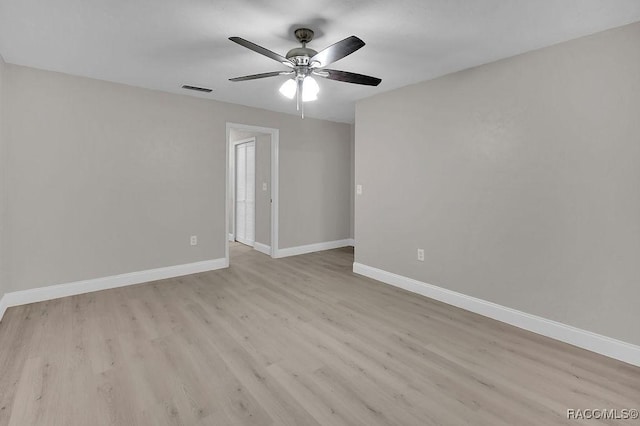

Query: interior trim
[[275, 239, 353, 258], [0, 258, 228, 322], [353, 262, 640, 367], [253, 242, 271, 256]]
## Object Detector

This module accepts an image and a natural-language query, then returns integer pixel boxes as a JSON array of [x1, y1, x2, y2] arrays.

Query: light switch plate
[[356, 184, 363, 195], [262, 182, 268, 191]]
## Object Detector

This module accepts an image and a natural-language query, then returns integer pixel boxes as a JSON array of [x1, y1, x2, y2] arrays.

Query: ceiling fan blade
[[229, 37, 293, 67], [317, 69, 381, 86], [310, 36, 365, 68], [229, 71, 291, 82]]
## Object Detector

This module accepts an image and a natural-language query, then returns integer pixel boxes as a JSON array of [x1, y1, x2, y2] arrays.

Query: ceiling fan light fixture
[[279, 78, 297, 99], [302, 76, 319, 102]]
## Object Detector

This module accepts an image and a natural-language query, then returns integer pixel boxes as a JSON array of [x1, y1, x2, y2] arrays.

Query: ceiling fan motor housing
[[286, 47, 318, 65]]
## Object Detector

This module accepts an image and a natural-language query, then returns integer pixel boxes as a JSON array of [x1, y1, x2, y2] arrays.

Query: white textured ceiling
[[1, 0, 639, 123]]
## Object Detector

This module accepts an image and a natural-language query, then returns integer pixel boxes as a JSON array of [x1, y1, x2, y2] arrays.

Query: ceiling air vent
[[182, 84, 212, 93]]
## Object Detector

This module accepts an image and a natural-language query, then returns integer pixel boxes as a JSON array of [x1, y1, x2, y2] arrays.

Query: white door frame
[[226, 123, 279, 261], [229, 136, 256, 243]]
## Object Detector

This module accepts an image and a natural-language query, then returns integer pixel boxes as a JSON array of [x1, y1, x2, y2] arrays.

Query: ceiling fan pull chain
[[300, 77, 306, 118], [296, 78, 302, 113]]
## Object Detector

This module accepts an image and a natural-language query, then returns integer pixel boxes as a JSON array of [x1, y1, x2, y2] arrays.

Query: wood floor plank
[[0, 243, 638, 425]]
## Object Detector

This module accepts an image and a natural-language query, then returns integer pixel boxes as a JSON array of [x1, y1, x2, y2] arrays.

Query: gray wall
[[349, 124, 355, 240], [255, 133, 271, 247], [0, 55, 6, 297], [355, 22, 640, 346], [229, 129, 271, 247], [3, 64, 351, 292], [278, 118, 351, 249]]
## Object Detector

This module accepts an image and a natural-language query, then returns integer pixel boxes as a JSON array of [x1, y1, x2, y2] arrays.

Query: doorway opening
[[226, 123, 279, 264]]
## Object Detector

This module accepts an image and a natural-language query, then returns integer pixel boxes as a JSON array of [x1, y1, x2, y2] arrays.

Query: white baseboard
[[253, 242, 271, 256], [275, 239, 353, 258], [0, 258, 228, 322], [353, 262, 640, 367], [347, 238, 355, 246], [0, 296, 9, 325]]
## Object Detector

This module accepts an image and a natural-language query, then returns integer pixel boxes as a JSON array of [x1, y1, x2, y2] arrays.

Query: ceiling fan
[[229, 28, 382, 118]]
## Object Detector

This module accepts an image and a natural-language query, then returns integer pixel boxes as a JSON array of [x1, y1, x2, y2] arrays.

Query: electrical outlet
[[190, 235, 198, 246], [262, 182, 268, 191], [417, 248, 424, 261], [356, 184, 363, 195]]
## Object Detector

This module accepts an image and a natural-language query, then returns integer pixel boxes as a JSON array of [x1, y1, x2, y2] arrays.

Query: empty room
[[0, 1, 639, 425]]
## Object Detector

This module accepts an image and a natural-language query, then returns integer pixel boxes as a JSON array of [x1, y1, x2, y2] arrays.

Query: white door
[[235, 141, 255, 246]]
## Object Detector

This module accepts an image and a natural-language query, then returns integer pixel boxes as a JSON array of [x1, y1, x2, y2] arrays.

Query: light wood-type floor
[[0, 243, 638, 425]]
